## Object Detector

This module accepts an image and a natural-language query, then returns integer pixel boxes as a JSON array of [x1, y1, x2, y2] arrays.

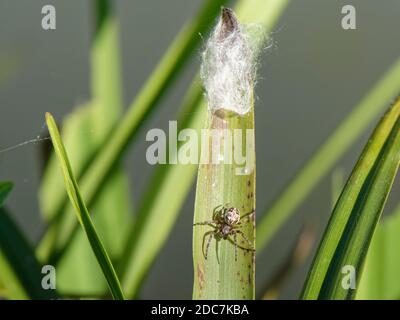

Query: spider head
[[224, 207, 240, 225]]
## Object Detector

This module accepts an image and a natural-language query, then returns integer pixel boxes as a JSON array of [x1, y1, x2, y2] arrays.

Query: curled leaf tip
[[201, 8, 259, 117], [219, 7, 239, 40]]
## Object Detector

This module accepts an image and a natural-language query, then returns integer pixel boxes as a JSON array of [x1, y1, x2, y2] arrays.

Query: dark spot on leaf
[[197, 263, 205, 293]]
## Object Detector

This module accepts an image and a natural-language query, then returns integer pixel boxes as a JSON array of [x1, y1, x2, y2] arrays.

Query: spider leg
[[202, 231, 214, 260], [213, 205, 223, 220], [240, 209, 255, 220], [213, 205, 223, 215], [226, 236, 255, 253], [215, 237, 220, 264], [234, 230, 254, 249], [233, 233, 238, 261], [193, 221, 216, 228]]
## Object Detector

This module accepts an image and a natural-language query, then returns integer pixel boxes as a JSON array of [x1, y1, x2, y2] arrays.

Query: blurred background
[[1, 0, 400, 299]]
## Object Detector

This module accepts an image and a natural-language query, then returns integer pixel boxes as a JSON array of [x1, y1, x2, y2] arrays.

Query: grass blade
[[38, 2, 131, 297], [192, 109, 256, 300], [357, 203, 400, 299], [331, 168, 345, 209], [257, 58, 400, 252], [192, 7, 258, 300], [38, 18, 132, 295], [0, 251, 28, 299], [191, 0, 290, 300], [0, 181, 12, 207], [45, 112, 125, 300], [0, 208, 59, 299], [39, 105, 132, 296], [39, 0, 124, 224], [119, 81, 204, 298], [0, 182, 58, 299], [302, 96, 400, 299]]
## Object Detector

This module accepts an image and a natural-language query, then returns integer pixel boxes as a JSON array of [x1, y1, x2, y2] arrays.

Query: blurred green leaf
[[0, 181, 12, 207], [357, 204, 400, 299], [39, 2, 124, 224], [0, 182, 58, 299], [119, 79, 203, 298], [0, 251, 28, 299], [302, 96, 400, 299], [39, 104, 131, 296], [0, 182, 21, 299], [45, 112, 125, 300], [38, 1, 131, 296], [0, 211, 52, 300], [257, 58, 400, 253]]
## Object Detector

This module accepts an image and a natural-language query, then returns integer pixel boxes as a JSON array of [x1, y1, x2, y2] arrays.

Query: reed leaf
[[0, 182, 58, 299], [45, 112, 125, 300], [257, 58, 400, 252], [302, 96, 400, 299], [357, 203, 400, 299]]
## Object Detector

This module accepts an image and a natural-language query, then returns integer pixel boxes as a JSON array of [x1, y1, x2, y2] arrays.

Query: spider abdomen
[[221, 225, 233, 238]]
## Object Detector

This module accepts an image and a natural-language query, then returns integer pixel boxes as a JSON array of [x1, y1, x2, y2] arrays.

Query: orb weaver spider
[[193, 204, 255, 262]]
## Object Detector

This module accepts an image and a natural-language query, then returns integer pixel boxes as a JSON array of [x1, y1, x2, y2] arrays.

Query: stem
[[192, 8, 256, 300]]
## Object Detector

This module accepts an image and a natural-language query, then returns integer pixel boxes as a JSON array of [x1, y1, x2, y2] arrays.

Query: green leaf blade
[[0, 181, 12, 207], [38, 1, 132, 296], [257, 59, 400, 253], [0, 182, 58, 299], [45, 112, 125, 300], [357, 205, 400, 299], [192, 112, 256, 300], [302, 96, 400, 300]]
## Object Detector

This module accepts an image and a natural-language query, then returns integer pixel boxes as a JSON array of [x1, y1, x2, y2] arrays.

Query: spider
[[193, 204, 255, 262]]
